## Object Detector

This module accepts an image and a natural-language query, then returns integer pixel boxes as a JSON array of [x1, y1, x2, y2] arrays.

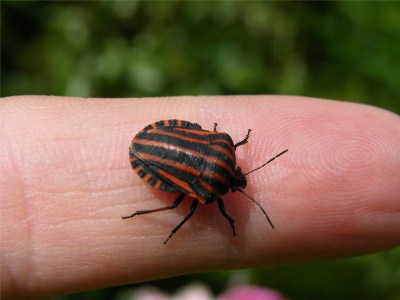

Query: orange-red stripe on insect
[[149, 129, 210, 145], [156, 169, 201, 200], [136, 152, 201, 177]]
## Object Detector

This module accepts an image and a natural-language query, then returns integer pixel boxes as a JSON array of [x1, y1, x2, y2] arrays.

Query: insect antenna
[[237, 189, 274, 228], [240, 149, 288, 229], [244, 149, 288, 176]]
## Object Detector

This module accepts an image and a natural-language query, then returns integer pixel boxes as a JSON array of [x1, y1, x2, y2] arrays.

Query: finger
[[1, 95, 399, 299]]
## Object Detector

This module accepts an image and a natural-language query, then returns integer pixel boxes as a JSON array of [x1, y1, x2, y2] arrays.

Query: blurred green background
[[2, 1, 399, 299]]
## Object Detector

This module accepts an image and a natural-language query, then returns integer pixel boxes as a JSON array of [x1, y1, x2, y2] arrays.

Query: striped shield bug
[[123, 119, 288, 244]]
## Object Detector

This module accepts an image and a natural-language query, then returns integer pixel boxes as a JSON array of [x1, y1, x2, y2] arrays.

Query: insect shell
[[122, 119, 288, 245]]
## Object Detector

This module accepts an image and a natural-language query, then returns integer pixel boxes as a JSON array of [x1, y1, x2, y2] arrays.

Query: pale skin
[[1, 95, 399, 299]]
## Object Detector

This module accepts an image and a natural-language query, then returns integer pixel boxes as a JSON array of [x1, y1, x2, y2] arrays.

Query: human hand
[[1, 95, 399, 299]]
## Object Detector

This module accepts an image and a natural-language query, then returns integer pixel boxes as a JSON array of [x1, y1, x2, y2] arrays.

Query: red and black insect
[[122, 119, 288, 244]]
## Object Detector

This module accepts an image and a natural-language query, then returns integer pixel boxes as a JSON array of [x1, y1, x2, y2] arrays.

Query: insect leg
[[122, 193, 185, 219], [213, 123, 218, 132], [164, 199, 199, 245], [234, 129, 251, 148], [217, 198, 236, 236]]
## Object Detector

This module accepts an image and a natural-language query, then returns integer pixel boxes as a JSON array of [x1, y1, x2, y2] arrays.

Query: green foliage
[[2, 1, 399, 113]]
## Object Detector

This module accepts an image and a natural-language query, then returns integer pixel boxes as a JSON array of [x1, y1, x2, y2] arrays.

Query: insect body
[[123, 119, 288, 244]]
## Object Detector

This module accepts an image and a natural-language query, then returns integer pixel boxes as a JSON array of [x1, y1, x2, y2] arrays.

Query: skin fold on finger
[[1, 95, 399, 299]]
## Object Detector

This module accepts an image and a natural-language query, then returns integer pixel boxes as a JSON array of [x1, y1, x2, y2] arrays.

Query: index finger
[[1, 95, 399, 299]]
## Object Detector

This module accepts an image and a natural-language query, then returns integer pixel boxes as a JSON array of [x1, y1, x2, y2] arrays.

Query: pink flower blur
[[219, 285, 286, 300]]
